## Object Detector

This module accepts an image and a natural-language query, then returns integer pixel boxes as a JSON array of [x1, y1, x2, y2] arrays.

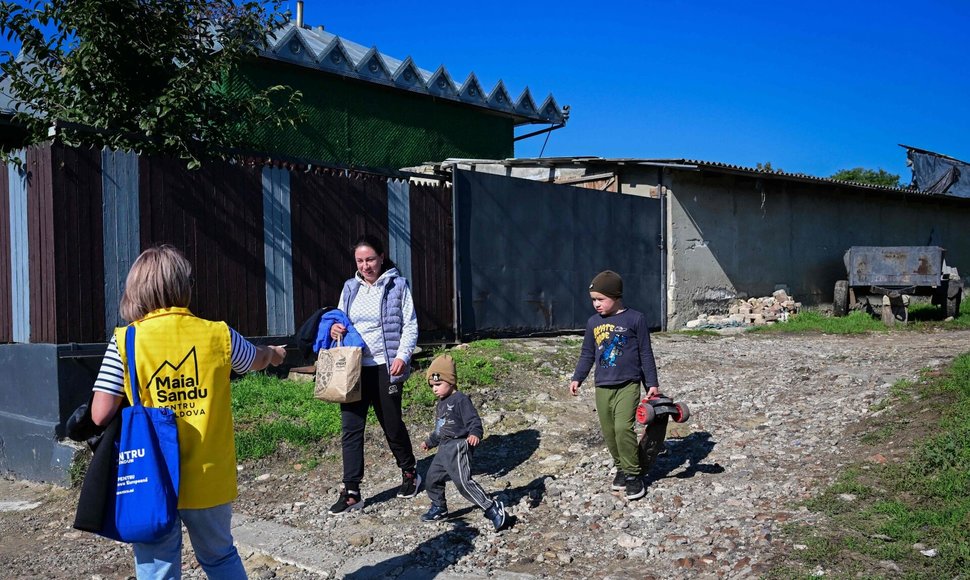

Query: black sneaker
[[624, 476, 645, 500], [397, 470, 422, 498], [611, 470, 625, 491], [484, 500, 508, 531], [329, 488, 364, 514], [421, 504, 449, 522]]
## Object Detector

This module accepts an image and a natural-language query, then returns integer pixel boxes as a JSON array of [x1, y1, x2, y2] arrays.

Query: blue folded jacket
[[314, 309, 366, 352]]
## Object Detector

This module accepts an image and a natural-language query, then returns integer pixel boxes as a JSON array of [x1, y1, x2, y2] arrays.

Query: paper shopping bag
[[314, 346, 362, 403]]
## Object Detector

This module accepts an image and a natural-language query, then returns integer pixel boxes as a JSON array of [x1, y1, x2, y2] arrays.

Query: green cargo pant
[[595, 381, 641, 477]]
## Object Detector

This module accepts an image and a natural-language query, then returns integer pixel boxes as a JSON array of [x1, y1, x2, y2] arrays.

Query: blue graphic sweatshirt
[[571, 308, 659, 388]]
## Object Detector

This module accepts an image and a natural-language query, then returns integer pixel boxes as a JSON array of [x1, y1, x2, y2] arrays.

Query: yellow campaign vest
[[115, 307, 236, 509]]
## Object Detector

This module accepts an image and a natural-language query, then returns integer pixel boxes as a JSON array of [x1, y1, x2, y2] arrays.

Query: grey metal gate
[[454, 169, 663, 337]]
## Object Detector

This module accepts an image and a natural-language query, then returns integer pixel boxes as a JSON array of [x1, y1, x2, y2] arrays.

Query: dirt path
[[3, 329, 969, 578]]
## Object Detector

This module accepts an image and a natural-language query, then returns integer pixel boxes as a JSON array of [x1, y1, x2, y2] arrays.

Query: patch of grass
[[751, 310, 886, 334], [781, 352, 970, 577], [414, 339, 525, 389], [69, 454, 89, 488], [909, 303, 970, 331], [498, 351, 532, 363], [860, 424, 896, 444], [231, 371, 440, 461], [890, 378, 916, 397], [751, 304, 970, 335], [232, 339, 526, 461], [232, 373, 342, 460], [675, 329, 721, 337]]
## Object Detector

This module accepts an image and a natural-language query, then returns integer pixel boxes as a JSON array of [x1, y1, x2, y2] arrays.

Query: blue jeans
[[133, 503, 246, 580]]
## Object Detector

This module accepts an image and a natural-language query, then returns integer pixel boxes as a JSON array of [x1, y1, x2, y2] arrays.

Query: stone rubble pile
[[685, 289, 802, 329]]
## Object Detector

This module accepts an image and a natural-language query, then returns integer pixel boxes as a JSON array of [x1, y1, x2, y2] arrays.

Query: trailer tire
[[833, 280, 849, 317]]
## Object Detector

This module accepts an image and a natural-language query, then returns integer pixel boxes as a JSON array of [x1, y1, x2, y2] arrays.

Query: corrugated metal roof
[[432, 156, 947, 197], [642, 158, 922, 194], [261, 23, 564, 126], [490, 156, 926, 195]]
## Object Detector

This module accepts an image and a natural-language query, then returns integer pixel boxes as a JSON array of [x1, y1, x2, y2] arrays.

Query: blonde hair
[[119, 245, 192, 322]]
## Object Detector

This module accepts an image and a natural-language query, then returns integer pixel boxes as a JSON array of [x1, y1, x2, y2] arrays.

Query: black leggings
[[340, 364, 416, 489]]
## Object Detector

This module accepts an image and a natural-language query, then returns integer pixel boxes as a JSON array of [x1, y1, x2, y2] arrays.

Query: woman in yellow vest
[[91, 245, 286, 579]]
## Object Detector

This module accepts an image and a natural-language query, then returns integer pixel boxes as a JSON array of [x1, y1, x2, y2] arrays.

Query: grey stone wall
[[656, 170, 970, 328]]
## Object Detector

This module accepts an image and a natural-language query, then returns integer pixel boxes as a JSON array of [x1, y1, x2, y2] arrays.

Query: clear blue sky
[[290, 0, 970, 180], [4, 1, 969, 180]]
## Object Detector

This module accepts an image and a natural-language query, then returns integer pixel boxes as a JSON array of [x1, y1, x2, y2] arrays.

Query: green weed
[[782, 352, 970, 577], [860, 424, 895, 444], [231, 372, 435, 461], [751, 310, 886, 334], [69, 454, 89, 488]]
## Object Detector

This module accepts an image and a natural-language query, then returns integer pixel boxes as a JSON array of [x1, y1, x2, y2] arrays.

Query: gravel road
[[3, 328, 968, 579]]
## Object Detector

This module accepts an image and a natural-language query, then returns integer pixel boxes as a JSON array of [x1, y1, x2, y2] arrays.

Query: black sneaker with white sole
[[624, 476, 645, 500], [397, 470, 422, 498], [329, 489, 364, 514], [421, 504, 449, 522], [484, 500, 508, 531], [611, 471, 626, 491]]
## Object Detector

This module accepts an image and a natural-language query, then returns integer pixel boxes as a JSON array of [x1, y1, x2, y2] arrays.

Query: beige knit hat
[[426, 354, 457, 384]]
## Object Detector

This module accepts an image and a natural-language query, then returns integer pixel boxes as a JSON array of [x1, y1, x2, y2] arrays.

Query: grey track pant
[[425, 438, 493, 511]]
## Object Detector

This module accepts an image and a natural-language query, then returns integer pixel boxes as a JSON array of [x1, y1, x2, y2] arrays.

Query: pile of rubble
[[684, 289, 801, 330]]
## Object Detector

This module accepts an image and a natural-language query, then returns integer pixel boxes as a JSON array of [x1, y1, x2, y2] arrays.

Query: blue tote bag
[[101, 326, 181, 543]]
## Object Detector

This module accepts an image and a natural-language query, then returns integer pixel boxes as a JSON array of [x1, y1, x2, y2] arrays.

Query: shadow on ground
[[367, 428, 541, 508], [646, 431, 723, 484], [473, 428, 541, 477], [343, 524, 480, 579]]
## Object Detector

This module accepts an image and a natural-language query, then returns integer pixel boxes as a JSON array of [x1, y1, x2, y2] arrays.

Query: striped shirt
[[92, 328, 257, 397]]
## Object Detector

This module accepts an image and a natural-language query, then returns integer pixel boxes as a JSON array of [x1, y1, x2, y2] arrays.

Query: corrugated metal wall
[[139, 155, 267, 336], [7, 152, 28, 342], [288, 169, 389, 332], [26, 146, 57, 342], [102, 149, 141, 334], [454, 169, 663, 336], [0, 159, 11, 343], [262, 167, 294, 336], [409, 181, 455, 339], [49, 146, 105, 342], [7, 144, 665, 345]]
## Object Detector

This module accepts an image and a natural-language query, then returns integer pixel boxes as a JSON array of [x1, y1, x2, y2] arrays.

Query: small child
[[569, 270, 660, 501], [419, 354, 508, 531]]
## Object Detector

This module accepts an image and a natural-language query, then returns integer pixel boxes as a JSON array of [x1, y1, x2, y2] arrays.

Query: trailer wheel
[[833, 280, 849, 317]]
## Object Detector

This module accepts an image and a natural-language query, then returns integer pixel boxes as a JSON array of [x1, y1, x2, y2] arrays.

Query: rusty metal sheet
[[846, 246, 945, 288]]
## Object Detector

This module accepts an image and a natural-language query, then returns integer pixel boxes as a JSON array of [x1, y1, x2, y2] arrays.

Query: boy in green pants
[[569, 270, 660, 500]]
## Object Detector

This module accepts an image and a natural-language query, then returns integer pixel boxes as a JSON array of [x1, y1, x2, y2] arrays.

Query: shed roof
[[261, 22, 565, 126], [435, 156, 933, 196]]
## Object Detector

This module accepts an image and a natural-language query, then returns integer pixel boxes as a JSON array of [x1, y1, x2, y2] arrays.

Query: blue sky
[[4, 1, 969, 180], [291, 0, 970, 179]]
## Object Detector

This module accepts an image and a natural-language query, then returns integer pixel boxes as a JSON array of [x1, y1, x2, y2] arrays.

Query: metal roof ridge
[[262, 22, 562, 124]]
